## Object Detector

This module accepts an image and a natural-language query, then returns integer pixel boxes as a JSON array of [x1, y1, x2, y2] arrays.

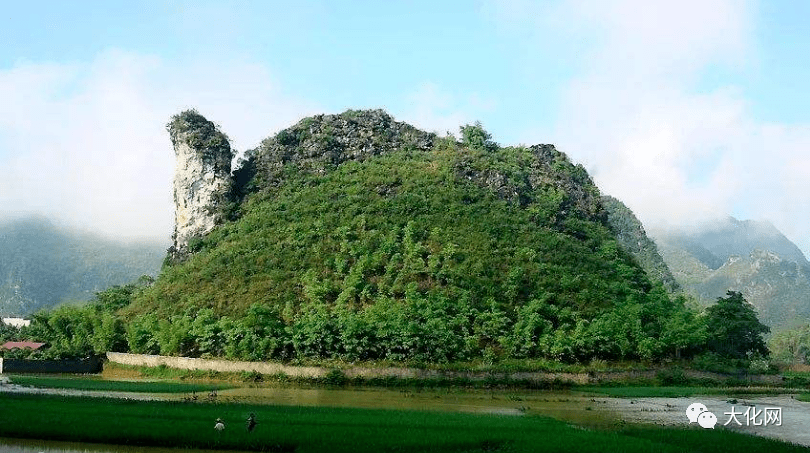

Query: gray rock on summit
[[232, 109, 436, 196]]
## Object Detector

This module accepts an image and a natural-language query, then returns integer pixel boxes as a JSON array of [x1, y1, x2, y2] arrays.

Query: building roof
[[1, 341, 46, 351]]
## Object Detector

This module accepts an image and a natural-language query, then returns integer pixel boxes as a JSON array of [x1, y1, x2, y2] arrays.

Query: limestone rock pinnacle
[[167, 110, 233, 260]]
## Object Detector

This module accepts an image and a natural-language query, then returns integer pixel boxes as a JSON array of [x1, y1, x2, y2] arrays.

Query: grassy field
[[7, 374, 230, 394], [0, 393, 808, 453]]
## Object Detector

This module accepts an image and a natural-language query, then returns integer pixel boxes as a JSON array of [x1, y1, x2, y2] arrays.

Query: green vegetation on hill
[[167, 109, 232, 159], [0, 280, 150, 359], [118, 116, 697, 363], [8, 111, 773, 368], [770, 325, 810, 364]]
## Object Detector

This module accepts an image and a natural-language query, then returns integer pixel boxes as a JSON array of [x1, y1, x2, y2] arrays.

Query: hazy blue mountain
[[652, 217, 810, 331], [675, 217, 808, 268], [0, 216, 166, 316]]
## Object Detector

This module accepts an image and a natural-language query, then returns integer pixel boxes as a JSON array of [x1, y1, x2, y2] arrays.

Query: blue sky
[[1, 0, 808, 259]]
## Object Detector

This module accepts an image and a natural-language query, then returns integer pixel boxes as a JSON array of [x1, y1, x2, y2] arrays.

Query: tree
[[769, 325, 810, 364], [93, 285, 136, 312], [705, 291, 770, 359], [460, 122, 497, 152]]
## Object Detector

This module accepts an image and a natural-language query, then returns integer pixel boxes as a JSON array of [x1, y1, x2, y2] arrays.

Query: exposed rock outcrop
[[167, 110, 233, 260], [449, 142, 608, 229], [232, 109, 435, 198]]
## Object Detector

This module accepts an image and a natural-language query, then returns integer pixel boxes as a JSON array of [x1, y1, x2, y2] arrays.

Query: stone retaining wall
[[105, 352, 784, 385], [106, 352, 324, 378], [106, 352, 591, 383]]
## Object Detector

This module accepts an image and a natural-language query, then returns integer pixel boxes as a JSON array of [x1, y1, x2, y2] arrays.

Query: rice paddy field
[[4, 369, 810, 452], [1, 391, 809, 453]]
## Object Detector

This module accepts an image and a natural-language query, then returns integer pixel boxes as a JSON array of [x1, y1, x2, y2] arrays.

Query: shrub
[[323, 368, 349, 386], [240, 371, 264, 383], [656, 367, 688, 385]]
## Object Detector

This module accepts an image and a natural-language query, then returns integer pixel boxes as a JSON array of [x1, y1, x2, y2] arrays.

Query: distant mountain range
[[650, 217, 810, 331], [0, 216, 166, 316]]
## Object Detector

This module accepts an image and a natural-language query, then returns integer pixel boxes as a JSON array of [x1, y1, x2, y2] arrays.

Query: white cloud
[[566, 0, 752, 78], [398, 82, 495, 137], [749, 125, 810, 258], [554, 81, 753, 225], [487, 0, 810, 258], [0, 49, 319, 243], [565, 83, 810, 258]]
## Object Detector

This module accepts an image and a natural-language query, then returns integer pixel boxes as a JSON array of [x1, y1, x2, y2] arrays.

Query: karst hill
[[121, 109, 693, 362]]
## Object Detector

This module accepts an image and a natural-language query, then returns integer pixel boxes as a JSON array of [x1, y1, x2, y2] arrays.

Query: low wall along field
[[106, 352, 326, 378], [105, 352, 787, 386], [106, 352, 592, 384]]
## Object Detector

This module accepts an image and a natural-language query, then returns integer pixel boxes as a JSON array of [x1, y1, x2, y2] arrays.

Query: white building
[[2, 318, 31, 328]]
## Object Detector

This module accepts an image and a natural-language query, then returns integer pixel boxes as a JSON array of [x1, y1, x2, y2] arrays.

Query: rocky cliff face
[[167, 110, 233, 259], [685, 250, 810, 330]]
